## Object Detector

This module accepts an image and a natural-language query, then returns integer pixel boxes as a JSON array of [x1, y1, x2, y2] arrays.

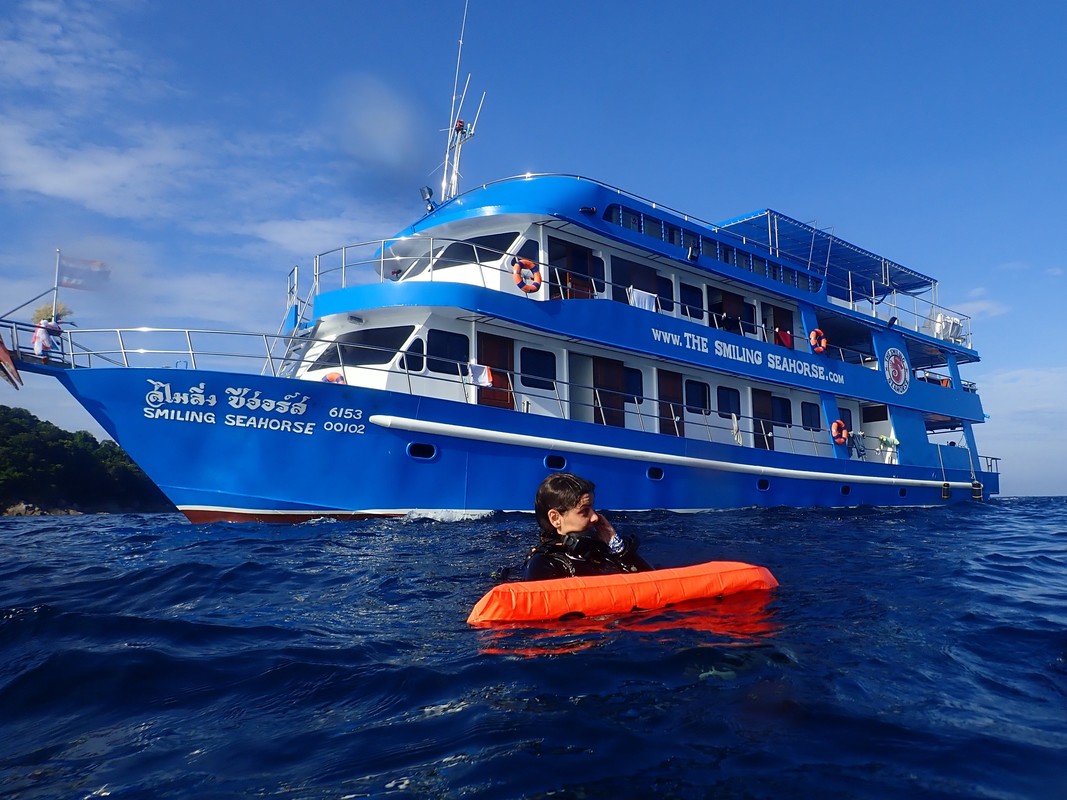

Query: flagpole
[[51, 249, 61, 322]]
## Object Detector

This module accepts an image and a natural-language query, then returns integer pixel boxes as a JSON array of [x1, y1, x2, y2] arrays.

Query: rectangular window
[[717, 386, 741, 419], [621, 207, 641, 232], [801, 401, 821, 431], [611, 256, 658, 303], [701, 236, 718, 261], [427, 329, 470, 375], [771, 395, 792, 427], [680, 282, 703, 320], [643, 216, 663, 240], [685, 380, 711, 414], [624, 367, 644, 405], [682, 230, 700, 252], [862, 404, 890, 423], [656, 275, 674, 313], [839, 407, 854, 433], [720, 244, 735, 266], [520, 347, 556, 390], [664, 223, 682, 247]]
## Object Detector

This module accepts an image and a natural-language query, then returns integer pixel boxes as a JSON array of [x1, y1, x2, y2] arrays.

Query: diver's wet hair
[[534, 472, 595, 536]]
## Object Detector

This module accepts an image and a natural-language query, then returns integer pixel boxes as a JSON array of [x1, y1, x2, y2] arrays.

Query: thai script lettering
[[225, 387, 308, 415], [145, 380, 218, 408]]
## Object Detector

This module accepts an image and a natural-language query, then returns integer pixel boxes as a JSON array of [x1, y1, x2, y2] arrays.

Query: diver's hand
[[590, 512, 616, 544]]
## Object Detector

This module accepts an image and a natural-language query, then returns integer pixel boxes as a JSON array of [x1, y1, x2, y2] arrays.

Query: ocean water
[[1, 499, 1065, 799]]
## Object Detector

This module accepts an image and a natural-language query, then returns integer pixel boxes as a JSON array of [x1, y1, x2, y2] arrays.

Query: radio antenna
[[440, 0, 484, 202]]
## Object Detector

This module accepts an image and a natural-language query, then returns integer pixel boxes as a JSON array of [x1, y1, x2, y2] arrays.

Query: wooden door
[[476, 332, 514, 409], [658, 369, 684, 436], [752, 388, 774, 450]]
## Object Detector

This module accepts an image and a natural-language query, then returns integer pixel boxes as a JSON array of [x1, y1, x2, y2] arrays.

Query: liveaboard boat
[[0, 92, 999, 523]]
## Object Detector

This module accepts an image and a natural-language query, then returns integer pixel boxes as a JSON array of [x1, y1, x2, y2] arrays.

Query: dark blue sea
[[2, 498, 1065, 799]]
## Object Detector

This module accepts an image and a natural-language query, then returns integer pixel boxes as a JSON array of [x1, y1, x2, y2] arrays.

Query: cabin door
[[658, 369, 684, 436], [476, 332, 514, 409], [592, 356, 626, 427], [752, 388, 774, 450]]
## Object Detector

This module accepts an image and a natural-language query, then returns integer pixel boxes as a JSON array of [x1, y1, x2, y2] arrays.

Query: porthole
[[647, 467, 664, 481], [544, 454, 567, 470], [840, 485, 852, 496], [407, 442, 437, 460], [757, 478, 770, 491], [899, 488, 907, 498]]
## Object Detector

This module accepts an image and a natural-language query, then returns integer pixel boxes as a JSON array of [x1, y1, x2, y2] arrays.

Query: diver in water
[[521, 472, 653, 580]]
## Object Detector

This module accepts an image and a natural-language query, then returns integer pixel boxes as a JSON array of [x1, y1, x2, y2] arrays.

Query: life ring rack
[[809, 328, 828, 354], [512, 257, 542, 293], [830, 419, 848, 445]]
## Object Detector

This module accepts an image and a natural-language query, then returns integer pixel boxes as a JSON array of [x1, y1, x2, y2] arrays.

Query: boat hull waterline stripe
[[369, 414, 976, 491]]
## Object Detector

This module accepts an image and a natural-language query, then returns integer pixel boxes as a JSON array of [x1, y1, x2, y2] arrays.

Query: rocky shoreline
[[4, 502, 85, 517]]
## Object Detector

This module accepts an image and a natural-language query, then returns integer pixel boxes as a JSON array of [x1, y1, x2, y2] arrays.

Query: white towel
[[468, 363, 494, 387], [628, 287, 657, 311]]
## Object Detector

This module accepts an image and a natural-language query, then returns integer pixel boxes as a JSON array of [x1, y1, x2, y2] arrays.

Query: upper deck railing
[[307, 234, 974, 352]]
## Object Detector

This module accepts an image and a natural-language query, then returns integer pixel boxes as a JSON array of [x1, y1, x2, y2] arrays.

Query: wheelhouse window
[[312, 326, 414, 369], [520, 347, 556, 390], [426, 329, 470, 376], [400, 337, 425, 371], [436, 232, 519, 270]]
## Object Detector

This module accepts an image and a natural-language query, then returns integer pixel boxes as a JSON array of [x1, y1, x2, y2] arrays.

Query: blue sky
[[2, 0, 1064, 497]]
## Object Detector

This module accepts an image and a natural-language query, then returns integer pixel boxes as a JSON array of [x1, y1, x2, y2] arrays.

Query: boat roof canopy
[[718, 209, 937, 301]]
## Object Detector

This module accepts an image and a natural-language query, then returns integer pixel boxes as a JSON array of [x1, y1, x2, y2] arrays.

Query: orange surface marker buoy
[[467, 560, 778, 626]]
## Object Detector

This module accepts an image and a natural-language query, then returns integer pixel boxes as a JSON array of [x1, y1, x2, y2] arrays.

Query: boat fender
[[467, 559, 778, 625], [512, 257, 542, 293], [809, 328, 828, 354], [830, 419, 848, 445]]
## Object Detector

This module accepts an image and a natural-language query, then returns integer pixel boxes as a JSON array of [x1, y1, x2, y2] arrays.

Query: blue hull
[[43, 364, 996, 523]]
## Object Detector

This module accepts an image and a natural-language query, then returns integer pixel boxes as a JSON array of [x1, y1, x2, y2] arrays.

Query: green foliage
[[0, 405, 174, 512]]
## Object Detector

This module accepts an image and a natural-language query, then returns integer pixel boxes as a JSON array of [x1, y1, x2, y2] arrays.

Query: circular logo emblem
[[883, 347, 910, 394]]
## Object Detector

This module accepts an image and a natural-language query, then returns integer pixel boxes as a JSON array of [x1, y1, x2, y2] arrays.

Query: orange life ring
[[512, 257, 542, 293], [467, 560, 778, 625], [321, 371, 346, 384], [809, 328, 828, 353], [830, 419, 848, 445]]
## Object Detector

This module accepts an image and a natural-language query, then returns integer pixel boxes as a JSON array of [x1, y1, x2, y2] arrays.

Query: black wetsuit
[[521, 532, 653, 581]]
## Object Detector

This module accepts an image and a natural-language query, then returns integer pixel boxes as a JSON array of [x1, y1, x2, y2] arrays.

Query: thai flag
[[59, 257, 110, 291]]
